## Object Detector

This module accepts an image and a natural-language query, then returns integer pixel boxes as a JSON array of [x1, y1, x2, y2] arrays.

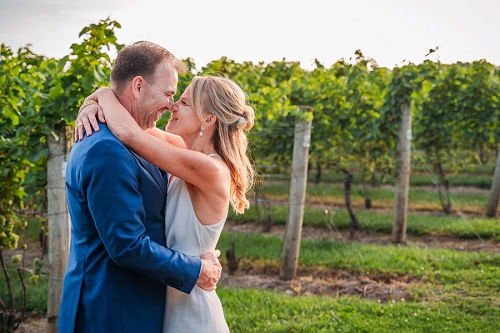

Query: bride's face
[[165, 86, 203, 137]]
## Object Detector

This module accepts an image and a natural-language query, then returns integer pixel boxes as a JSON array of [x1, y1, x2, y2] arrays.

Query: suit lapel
[[130, 151, 167, 196]]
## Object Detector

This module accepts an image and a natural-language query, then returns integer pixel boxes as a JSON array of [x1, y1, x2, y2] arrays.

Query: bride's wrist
[[78, 99, 99, 115]]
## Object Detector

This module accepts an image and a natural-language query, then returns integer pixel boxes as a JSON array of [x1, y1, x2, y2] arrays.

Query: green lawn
[[218, 232, 500, 290], [256, 182, 490, 208], [229, 206, 500, 240], [217, 231, 499, 332], [262, 170, 495, 189], [3, 272, 498, 332], [220, 288, 500, 332], [2, 229, 498, 331]]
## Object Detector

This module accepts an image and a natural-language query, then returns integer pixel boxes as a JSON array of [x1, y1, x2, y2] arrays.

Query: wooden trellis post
[[486, 148, 500, 217], [280, 107, 312, 280], [392, 102, 412, 244], [47, 125, 72, 333]]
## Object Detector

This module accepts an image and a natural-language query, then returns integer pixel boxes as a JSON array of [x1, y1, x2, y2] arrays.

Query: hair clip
[[236, 116, 246, 129]]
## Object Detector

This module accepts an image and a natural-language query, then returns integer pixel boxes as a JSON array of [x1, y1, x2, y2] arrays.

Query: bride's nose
[[169, 102, 179, 112]]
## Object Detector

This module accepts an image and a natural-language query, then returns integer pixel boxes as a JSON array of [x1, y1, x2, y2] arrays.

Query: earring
[[199, 125, 205, 137]]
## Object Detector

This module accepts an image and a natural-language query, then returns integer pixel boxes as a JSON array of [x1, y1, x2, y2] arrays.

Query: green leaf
[[49, 84, 64, 99], [9, 146, 23, 160], [81, 74, 95, 91], [3, 105, 19, 125], [93, 66, 106, 82]]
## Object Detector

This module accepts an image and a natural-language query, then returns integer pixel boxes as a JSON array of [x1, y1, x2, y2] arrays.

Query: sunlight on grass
[[218, 232, 500, 289], [220, 288, 500, 332]]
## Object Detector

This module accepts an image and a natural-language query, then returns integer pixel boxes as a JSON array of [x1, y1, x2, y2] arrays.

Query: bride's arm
[[92, 89, 228, 192], [76, 89, 186, 149], [146, 127, 186, 149]]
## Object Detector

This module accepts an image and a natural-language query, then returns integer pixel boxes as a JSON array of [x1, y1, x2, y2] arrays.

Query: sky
[[0, 0, 499, 70]]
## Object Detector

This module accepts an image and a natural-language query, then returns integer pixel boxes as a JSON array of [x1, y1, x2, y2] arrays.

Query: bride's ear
[[204, 115, 217, 127]]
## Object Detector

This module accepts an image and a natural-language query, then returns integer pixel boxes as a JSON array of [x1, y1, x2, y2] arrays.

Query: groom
[[58, 41, 221, 333]]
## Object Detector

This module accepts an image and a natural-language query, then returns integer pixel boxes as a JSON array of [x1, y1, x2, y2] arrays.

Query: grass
[[0, 265, 48, 313], [220, 288, 500, 332], [261, 171, 495, 189], [409, 174, 493, 189], [256, 182, 490, 209], [217, 232, 500, 290], [1, 217, 47, 314], [337, 157, 497, 176], [229, 206, 500, 239], [3, 247, 498, 333], [2, 226, 499, 331], [4, 275, 498, 332], [217, 230, 499, 332]]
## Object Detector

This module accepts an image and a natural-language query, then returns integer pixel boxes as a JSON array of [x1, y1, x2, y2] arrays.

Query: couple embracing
[[58, 41, 255, 333]]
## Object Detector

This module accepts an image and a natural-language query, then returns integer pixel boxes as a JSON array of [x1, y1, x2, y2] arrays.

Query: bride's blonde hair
[[190, 76, 255, 214]]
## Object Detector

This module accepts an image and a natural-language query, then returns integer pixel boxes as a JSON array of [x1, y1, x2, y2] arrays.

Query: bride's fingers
[[75, 122, 85, 142], [80, 116, 93, 137], [202, 250, 220, 261], [87, 107, 103, 133]]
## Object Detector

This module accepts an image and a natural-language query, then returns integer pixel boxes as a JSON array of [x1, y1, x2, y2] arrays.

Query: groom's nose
[[166, 98, 175, 111]]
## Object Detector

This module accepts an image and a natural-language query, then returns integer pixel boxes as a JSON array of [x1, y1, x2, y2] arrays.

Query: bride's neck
[[185, 139, 216, 156]]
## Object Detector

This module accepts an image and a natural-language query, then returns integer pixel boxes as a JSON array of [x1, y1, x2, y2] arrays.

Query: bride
[[77, 76, 255, 332]]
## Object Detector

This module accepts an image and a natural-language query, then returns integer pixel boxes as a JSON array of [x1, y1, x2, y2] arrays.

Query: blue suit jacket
[[58, 124, 202, 333]]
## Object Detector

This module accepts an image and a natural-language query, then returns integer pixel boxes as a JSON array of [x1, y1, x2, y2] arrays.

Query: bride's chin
[[165, 126, 178, 135]]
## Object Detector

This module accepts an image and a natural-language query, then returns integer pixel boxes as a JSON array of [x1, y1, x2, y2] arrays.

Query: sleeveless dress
[[162, 155, 230, 333]]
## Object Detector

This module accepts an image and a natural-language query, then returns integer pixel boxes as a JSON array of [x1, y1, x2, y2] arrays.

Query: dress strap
[[208, 153, 222, 159]]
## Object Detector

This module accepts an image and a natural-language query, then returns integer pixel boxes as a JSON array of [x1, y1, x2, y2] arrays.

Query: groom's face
[[137, 60, 178, 130]]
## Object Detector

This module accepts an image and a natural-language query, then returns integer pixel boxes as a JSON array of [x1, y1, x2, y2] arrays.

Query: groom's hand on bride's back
[[197, 250, 222, 290]]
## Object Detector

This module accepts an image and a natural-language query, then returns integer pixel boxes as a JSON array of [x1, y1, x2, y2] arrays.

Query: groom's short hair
[[111, 41, 186, 94]]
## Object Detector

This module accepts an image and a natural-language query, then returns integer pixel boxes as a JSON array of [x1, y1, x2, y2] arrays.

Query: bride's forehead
[[181, 86, 191, 98]]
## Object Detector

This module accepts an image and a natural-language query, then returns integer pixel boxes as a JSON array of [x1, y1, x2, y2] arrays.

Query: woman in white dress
[[77, 76, 255, 332]]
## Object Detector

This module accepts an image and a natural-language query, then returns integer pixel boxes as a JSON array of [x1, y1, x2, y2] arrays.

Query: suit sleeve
[[80, 138, 201, 294]]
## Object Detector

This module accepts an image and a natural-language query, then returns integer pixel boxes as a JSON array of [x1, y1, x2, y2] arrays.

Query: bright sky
[[0, 0, 499, 70]]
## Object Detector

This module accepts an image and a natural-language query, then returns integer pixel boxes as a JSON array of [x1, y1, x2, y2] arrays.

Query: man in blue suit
[[59, 41, 221, 333]]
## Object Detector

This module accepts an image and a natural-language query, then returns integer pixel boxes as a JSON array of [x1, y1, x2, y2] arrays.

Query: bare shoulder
[[188, 155, 231, 225], [209, 154, 231, 179], [194, 154, 231, 195]]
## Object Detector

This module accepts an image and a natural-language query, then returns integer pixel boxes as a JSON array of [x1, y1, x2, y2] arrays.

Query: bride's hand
[[74, 88, 113, 142]]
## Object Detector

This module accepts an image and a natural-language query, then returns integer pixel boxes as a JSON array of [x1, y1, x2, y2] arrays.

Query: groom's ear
[[131, 76, 144, 99]]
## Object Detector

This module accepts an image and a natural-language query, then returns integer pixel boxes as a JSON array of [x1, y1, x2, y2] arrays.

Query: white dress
[[162, 160, 230, 333]]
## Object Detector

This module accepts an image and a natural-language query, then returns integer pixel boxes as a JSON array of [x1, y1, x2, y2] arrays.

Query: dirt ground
[[15, 317, 46, 333], [219, 270, 412, 302]]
